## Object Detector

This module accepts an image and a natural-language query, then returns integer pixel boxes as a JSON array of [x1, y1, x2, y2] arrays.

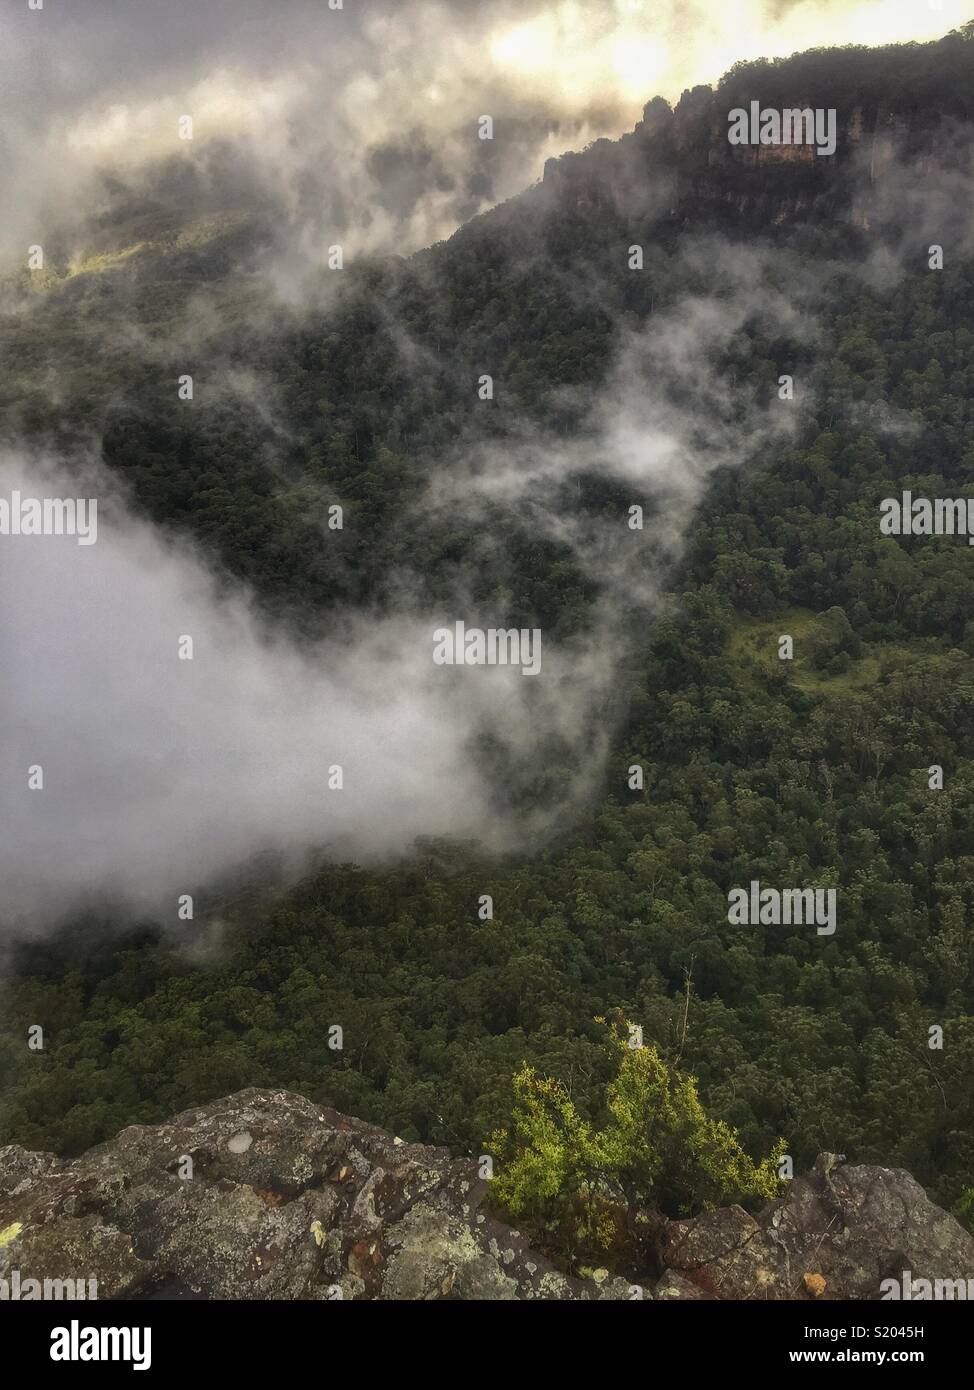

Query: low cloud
[[0, 451, 506, 931], [0, 245, 803, 934], [1, 0, 966, 268]]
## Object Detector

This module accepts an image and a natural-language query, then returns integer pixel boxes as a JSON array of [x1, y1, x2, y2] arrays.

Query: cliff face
[[540, 48, 974, 232], [2, 1089, 972, 1301]]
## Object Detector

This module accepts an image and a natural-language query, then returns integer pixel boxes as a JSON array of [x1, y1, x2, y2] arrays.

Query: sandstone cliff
[[540, 40, 974, 233]]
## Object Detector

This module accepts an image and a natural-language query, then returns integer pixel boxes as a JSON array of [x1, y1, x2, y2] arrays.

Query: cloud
[[423, 238, 809, 578], [0, 4, 960, 938], [0, 237, 806, 934], [0, 450, 504, 931], [0, 0, 967, 264], [846, 120, 974, 287]]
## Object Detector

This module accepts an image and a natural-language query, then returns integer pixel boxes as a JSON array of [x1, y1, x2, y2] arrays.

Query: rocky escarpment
[[2, 1089, 973, 1301], [541, 29, 974, 230]]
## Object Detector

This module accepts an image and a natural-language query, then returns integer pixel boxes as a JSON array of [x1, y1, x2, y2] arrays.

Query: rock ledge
[[1, 1090, 971, 1301]]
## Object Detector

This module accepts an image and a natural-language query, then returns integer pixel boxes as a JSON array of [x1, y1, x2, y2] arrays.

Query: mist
[[1, 0, 967, 264], [0, 450, 506, 931], [0, 234, 807, 935], [0, 2, 959, 935]]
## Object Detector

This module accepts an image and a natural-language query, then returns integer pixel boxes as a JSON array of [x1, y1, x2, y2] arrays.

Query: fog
[[0, 0, 965, 260], [0, 450, 525, 929], [0, 0, 963, 932], [0, 241, 805, 930]]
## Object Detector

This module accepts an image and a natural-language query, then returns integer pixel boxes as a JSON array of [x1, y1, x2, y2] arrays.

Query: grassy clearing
[[726, 607, 921, 696]]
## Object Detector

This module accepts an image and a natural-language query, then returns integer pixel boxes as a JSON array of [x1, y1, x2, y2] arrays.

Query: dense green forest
[[1, 27, 973, 1259]]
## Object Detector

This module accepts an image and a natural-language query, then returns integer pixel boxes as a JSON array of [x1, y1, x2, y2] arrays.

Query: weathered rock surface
[[0, 1089, 633, 1301], [660, 1152, 974, 1300], [2, 1094, 971, 1301]]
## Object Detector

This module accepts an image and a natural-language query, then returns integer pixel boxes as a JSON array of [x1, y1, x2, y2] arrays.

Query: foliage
[[0, 31, 972, 1267], [953, 1188, 974, 1235], [489, 1027, 783, 1260]]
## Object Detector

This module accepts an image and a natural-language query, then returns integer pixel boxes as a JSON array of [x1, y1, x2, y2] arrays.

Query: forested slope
[[1, 27, 973, 1247]]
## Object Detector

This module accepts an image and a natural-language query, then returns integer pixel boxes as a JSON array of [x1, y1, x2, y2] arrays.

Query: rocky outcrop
[[659, 1153, 974, 1301], [0, 1089, 634, 1301], [542, 32, 974, 233], [2, 1092, 972, 1301]]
